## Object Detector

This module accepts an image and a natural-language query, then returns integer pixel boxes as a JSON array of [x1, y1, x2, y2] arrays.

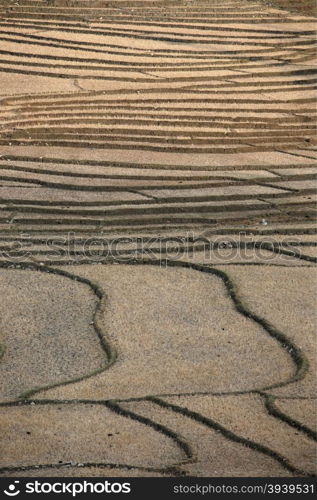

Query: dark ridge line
[[2, 112, 315, 127], [4, 112, 315, 128], [1, 192, 314, 207], [0, 1, 211, 7], [0, 261, 314, 269], [0, 164, 282, 181], [2, 57, 315, 78], [4, 128, 315, 142], [0, 169, 314, 190], [106, 400, 193, 462], [0, 0, 301, 8], [0, 215, 314, 229], [5, 11, 309, 25], [1, 239, 316, 252], [269, 244, 317, 263], [0, 7, 266, 16], [0, 254, 311, 396], [0, 208, 314, 222], [0, 461, 174, 476], [2, 16, 315, 34], [0, 138, 308, 154], [3, 48, 312, 69], [35, 10, 314, 20], [0, 390, 315, 408], [0, 239, 315, 250], [113, 386, 316, 403], [275, 149, 317, 161], [0, 226, 314, 237], [2, 163, 313, 182], [1, 242, 315, 265], [119, 259, 309, 391], [0, 214, 316, 231], [0, 391, 315, 476], [1, 216, 316, 232], [0, 189, 315, 206], [0, 155, 314, 173], [147, 396, 313, 477], [0, 2, 305, 12], [0, 261, 117, 400], [0, 7, 290, 17], [0, 51, 311, 76], [0, 32, 311, 54], [0, 396, 192, 475], [3, 112, 315, 128], [0, 2, 273, 10], [2, 17, 277, 26], [0, 403, 193, 475], [5, 109, 314, 121], [1, 38, 312, 57], [0, 1, 258, 8], [0, 35, 308, 60], [0, 66, 159, 81], [256, 182, 300, 193], [4, 133, 313, 147], [8, 13, 288, 25], [0, 399, 108, 407], [295, 146, 317, 153], [2, 108, 315, 125], [35, 9, 313, 19], [0, 258, 309, 398], [258, 0, 317, 16], [12, 122, 314, 136], [186, 78, 317, 89], [2, 137, 314, 153], [0, 60, 313, 83], [1, 200, 315, 217], [0, 390, 315, 410], [5, 90, 316, 105], [0, 0, 296, 7], [0, 6, 285, 14], [2, 23, 310, 48], [0, 3, 263, 12], [5, 100, 314, 113], [6, 64, 314, 79], [0, 61, 315, 82], [0, 202, 286, 217], [7, 55, 303, 74], [112, 390, 261, 404], [0, 31, 305, 59], [261, 393, 317, 441], [0, 230, 315, 245]]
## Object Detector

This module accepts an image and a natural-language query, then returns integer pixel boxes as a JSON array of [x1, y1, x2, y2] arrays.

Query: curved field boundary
[[0, 258, 309, 400]]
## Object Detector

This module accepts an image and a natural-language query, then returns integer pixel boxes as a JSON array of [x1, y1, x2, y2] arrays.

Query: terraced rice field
[[0, 0, 316, 477]]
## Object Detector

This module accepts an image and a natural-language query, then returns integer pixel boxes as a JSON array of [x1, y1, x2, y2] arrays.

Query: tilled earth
[[0, 0, 316, 477]]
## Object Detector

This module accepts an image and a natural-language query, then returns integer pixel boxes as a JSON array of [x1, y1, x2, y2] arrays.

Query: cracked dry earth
[[0, 0, 316, 478]]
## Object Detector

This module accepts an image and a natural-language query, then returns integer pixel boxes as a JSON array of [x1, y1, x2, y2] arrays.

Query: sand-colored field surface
[[0, 0, 316, 477]]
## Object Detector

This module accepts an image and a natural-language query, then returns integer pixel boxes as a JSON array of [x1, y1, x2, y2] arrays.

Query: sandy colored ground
[[31, 264, 293, 400], [216, 266, 317, 397], [163, 394, 316, 475], [0, 261, 314, 477], [0, 403, 182, 471], [0, 269, 105, 401], [263, 0, 317, 16], [0, 0, 316, 478]]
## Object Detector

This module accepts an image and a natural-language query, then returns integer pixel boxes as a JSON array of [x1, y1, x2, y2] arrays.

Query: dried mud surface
[[0, 0, 316, 477]]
